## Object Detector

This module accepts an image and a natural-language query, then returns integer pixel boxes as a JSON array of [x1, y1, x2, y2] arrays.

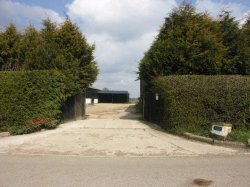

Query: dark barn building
[[86, 88, 100, 104], [98, 91, 129, 103], [62, 92, 86, 121]]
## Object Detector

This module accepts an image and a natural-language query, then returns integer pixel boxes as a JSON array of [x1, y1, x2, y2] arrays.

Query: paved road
[[0, 104, 244, 156], [0, 155, 250, 187]]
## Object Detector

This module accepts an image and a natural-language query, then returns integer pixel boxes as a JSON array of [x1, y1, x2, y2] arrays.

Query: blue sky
[[17, 0, 250, 12], [17, 0, 72, 15], [0, 0, 249, 97]]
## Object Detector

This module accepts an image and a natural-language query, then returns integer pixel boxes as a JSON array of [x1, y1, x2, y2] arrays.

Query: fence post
[[143, 95, 145, 120]]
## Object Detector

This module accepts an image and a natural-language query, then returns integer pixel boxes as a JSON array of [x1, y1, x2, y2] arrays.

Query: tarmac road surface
[[0, 155, 249, 187]]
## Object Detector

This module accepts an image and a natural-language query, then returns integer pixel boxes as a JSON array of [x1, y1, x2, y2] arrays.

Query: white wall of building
[[86, 98, 99, 104], [86, 98, 91, 104], [94, 99, 98, 104]]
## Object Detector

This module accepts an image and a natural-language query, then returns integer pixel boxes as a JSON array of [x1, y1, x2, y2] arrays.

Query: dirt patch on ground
[[86, 103, 140, 119], [86, 103, 132, 115]]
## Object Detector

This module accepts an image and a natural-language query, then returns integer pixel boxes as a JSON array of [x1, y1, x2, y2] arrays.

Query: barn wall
[[98, 93, 129, 103], [62, 92, 86, 121]]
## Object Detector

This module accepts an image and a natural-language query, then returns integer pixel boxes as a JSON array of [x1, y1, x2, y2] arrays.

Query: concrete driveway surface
[[0, 104, 245, 157]]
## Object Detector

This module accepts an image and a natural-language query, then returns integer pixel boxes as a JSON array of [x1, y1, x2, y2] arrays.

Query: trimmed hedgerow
[[152, 75, 250, 136], [0, 70, 65, 134]]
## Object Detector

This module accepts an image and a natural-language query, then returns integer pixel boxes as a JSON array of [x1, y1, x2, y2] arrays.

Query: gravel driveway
[[0, 104, 241, 156]]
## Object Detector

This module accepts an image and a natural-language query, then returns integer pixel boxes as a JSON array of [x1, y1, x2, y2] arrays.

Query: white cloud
[[67, 0, 177, 97], [0, 0, 63, 28], [90, 31, 158, 97], [195, 0, 249, 22], [67, 0, 176, 40], [240, 11, 250, 25]]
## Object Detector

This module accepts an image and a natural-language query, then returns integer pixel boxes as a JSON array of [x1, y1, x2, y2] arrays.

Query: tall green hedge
[[152, 76, 250, 135], [0, 71, 65, 134]]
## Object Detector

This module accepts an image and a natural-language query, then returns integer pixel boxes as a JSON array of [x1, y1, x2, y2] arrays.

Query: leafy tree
[[218, 11, 243, 74], [0, 23, 20, 70], [23, 19, 65, 70], [139, 3, 224, 84], [239, 15, 250, 75], [18, 25, 42, 69], [41, 18, 58, 44], [0, 30, 4, 68], [103, 88, 109, 91], [56, 17, 98, 95], [0, 17, 98, 97], [57, 17, 95, 66]]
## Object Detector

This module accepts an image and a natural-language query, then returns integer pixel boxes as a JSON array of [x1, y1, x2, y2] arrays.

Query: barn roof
[[98, 90, 129, 94]]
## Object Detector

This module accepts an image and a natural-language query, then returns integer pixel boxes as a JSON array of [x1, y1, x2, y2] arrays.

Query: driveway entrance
[[0, 104, 239, 156]]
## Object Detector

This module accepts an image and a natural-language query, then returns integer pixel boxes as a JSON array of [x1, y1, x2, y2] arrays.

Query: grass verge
[[228, 130, 250, 143]]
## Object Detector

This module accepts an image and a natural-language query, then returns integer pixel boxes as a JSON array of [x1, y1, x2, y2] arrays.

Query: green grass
[[229, 130, 250, 143]]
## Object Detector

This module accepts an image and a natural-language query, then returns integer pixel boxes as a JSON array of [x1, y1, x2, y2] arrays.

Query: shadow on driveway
[[120, 105, 163, 131]]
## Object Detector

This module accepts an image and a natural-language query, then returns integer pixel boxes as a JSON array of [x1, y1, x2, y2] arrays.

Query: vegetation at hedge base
[[152, 76, 250, 142], [229, 130, 250, 143], [0, 71, 66, 135], [139, 3, 250, 85], [0, 17, 98, 134]]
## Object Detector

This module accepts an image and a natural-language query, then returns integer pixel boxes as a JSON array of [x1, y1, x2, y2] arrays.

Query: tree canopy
[[139, 3, 250, 85], [0, 18, 98, 97], [0, 23, 20, 70]]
